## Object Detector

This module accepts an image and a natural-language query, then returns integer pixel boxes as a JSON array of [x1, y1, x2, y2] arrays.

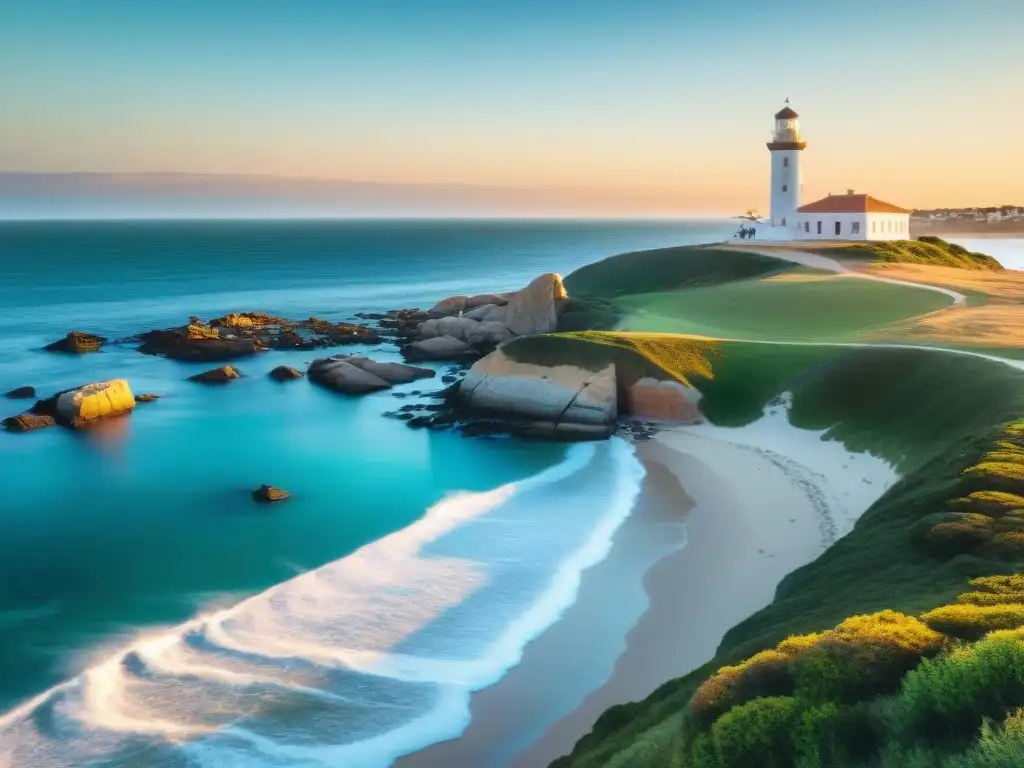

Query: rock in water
[[623, 377, 703, 423], [2, 413, 56, 432], [44, 331, 106, 354], [504, 273, 568, 337], [56, 379, 136, 427], [402, 336, 475, 362], [252, 484, 290, 503], [455, 348, 617, 440], [189, 366, 241, 384], [308, 359, 392, 394], [136, 393, 161, 403], [337, 356, 436, 385], [269, 365, 304, 381], [4, 386, 36, 399]]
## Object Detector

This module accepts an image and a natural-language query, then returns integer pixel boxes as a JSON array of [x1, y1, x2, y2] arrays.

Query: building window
[[852, 221, 861, 235], [781, 217, 787, 226], [804, 222, 810, 233], [783, 157, 789, 168], [834, 221, 842, 236], [817, 221, 822, 234], [782, 184, 788, 193], [872, 221, 877, 233]]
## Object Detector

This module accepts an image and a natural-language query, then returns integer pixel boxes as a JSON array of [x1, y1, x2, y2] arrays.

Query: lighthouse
[[767, 103, 807, 233]]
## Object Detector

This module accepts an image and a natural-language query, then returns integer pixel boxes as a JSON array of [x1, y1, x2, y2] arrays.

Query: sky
[[1, 0, 1022, 215]]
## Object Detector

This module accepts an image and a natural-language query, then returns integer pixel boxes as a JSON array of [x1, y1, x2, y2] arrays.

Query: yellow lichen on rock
[[56, 379, 136, 425]]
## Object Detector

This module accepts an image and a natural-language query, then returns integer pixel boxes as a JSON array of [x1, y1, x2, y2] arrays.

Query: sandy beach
[[397, 412, 894, 768]]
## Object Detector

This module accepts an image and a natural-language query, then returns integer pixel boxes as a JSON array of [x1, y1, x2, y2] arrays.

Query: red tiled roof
[[775, 106, 799, 119], [797, 194, 913, 215]]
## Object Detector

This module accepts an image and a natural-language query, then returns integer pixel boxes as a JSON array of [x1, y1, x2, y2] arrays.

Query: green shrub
[[690, 648, 795, 725], [976, 533, 1024, 561], [949, 491, 1024, 518], [956, 574, 1024, 606], [710, 696, 804, 768], [921, 604, 1024, 640], [943, 707, 1024, 768], [793, 701, 880, 766], [920, 513, 996, 557], [962, 462, 1024, 492], [792, 611, 946, 703], [895, 632, 1024, 745]]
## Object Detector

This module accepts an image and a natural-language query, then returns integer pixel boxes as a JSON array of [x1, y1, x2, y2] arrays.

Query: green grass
[[551, 348, 1024, 768], [563, 245, 789, 299], [826, 237, 1003, 271], [616, 276, 952, 343]]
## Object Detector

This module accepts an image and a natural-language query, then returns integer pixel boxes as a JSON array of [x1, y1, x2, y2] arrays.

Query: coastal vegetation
[[825, 236, 1003, 271], [553, 413, 1024, 768]]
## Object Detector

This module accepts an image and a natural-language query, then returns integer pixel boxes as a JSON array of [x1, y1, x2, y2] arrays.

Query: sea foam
[[0, 438, 645, 768]]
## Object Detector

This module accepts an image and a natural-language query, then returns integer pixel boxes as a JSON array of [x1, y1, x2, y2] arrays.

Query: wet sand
[[397, 425, 840, 768]]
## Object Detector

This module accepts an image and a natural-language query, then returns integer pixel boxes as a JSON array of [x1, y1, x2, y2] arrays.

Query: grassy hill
[[559, 244, 962, 345], [547, 346, 1024, 768], [825, 236, 1003, 271]]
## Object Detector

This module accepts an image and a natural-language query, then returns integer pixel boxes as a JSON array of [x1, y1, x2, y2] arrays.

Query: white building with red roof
[[762, 103, 912, 241]]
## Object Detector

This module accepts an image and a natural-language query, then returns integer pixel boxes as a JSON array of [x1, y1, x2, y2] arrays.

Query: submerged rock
[[4, 386, 36, 399], [309, 358, 392, 395], [252, 484, 291, 503], [2, 413, 56, 432], [136, 393, 161, 403], [56, 379, 136, 428], [269, 365, 304, 381], [45, 331, 106, 354], [189, 366, 241, 384], [402, 335, 475, 362]]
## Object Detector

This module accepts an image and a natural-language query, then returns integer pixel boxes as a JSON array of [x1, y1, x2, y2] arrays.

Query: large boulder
[[454, 348, 617, 440], [252, 484, 291, 503], [56, 379, 136, 427], [4, 386, 35, 399], [45, 331, 106, 354], [427, 292, 512, 316], [402, 336, 475, 362], [308, 359, 392, 394], [339, 356, 436, 385], [623, 377, 703, 423], [505, 273, 568, 337]]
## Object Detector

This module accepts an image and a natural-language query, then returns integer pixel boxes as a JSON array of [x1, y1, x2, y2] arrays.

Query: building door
[[834, 221, 841, 236]]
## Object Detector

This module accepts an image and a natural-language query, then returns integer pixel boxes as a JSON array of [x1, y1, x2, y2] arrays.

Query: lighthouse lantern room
[[766, 103, 807, 233]]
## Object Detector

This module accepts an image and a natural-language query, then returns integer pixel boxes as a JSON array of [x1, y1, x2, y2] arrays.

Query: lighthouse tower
[[767, 103, 807, 233]]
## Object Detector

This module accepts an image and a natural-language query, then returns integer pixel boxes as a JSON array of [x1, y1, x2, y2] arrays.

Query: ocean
[[0, 219, 732, 768]]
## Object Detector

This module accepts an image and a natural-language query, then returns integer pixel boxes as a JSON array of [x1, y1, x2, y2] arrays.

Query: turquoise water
[[0, 219, 731, 768]]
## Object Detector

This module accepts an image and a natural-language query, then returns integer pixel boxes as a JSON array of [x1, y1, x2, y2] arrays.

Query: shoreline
[[396, 422, 864, 768]]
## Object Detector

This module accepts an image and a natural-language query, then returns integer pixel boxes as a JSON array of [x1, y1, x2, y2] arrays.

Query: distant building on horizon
[[763, 104, 911, 242]]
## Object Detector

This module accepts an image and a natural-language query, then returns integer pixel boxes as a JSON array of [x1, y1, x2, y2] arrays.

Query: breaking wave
[[0, 438, 645, 768]]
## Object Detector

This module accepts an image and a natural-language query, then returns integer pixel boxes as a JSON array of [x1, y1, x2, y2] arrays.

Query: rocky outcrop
[[308, 355, 435, 395], [252, 484, 291, 503], [45, 331, 106, 354], [189, 366, 241, 384], [269, 366, 304, 381], [133, 314, 380, 361], [504, 273, 568, 336], [402, 335, 475, 362], [2, 413, 56, 432], [136, 393, 161, 403], [396, 274, 568, 362], [4, 386, 35, 399], [451, 348, 617, 440], [55, 379, 136, 427], [623, 377, 704, 424]]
